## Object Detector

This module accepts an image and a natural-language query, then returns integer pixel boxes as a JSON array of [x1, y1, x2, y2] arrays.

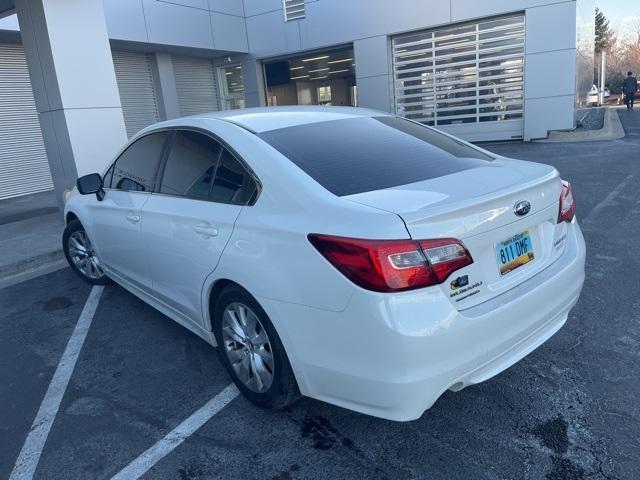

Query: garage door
[[112, 51, 161, 138], [0, 43, 53, 200], [392, 14, 525, 142], [172, 56, 221, 116]]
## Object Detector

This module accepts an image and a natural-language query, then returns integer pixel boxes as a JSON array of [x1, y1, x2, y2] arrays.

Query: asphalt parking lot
[[2, 109, 639, 480]]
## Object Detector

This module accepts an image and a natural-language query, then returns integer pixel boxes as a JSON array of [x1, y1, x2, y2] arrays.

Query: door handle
[[126, 212, 140, 223], [193, 224, 219, 238]]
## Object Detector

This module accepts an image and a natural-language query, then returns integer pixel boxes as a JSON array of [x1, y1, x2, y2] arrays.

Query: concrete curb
[[0, 258, 68, 290], [536, 108, 625, 143], [0, 249, 65, 281]]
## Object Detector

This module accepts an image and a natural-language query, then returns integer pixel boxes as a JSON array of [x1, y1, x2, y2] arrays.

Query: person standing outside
[[622, 71, 638, 110]]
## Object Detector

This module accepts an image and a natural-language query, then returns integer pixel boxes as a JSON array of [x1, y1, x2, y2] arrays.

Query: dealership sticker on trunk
[[496, 230, 534, 275]]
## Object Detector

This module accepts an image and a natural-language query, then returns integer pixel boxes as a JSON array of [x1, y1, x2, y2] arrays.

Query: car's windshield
[[257, 116, 493, 197]]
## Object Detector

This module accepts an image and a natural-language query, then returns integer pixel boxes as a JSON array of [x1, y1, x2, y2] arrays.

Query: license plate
[[495, 230, 534, 276]]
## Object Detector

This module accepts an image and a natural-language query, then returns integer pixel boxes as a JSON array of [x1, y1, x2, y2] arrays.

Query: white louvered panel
[[283, 0, 305, 21], [112, 51, 160, 138], [392, 14, 525, 141], [0, 43, 53, 200], [172, 56, 221, 116]]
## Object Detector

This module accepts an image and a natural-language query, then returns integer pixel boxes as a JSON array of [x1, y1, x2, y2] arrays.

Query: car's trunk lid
[[344, 158, 568, 309]]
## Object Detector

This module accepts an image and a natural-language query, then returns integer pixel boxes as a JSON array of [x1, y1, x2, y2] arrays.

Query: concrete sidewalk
[[0, 191, 66, 288], [538, 106, 626, 143]]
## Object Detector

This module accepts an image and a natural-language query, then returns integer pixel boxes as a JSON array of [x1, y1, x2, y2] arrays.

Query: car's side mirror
[[77, 173, 105, 201]]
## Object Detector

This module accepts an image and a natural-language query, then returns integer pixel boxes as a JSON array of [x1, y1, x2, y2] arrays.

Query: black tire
[[63, 219, 113, 285], [213, 284, 299, 410]]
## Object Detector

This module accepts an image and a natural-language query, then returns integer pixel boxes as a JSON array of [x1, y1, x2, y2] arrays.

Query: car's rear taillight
[[558, 180, 576, 223], [307, 234, 473, 292]]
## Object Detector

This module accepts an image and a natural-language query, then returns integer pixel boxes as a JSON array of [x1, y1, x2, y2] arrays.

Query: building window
[[263, 47, 356, 107], [218, 65, 245, 110], [392, 14, 525, 127], [283, 0, 305, 21], [317, 86, 332, 105]]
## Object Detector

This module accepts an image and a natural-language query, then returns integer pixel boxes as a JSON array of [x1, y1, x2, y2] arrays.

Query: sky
[[597, 0, 640, 39]]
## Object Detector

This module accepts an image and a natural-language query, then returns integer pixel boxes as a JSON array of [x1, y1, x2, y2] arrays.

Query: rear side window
[[159, 130, 222, 199], [210, 149, 257, 204], [110, 132, 168, 192], [258, 116, 493, 196]]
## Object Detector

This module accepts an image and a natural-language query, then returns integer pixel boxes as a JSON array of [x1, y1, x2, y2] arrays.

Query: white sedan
[[63, 107, 585, 421]]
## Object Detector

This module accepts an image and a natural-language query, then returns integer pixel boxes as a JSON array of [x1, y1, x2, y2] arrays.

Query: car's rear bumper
[[260, 220, 586, 421]]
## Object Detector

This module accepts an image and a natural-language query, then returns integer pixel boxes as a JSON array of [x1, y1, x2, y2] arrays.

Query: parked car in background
[[586, 85, 598, 106], [62, 106, 586, 421], [586, 84, 609, 106]]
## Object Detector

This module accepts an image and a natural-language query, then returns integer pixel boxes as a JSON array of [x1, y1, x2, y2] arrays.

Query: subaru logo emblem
[[514, 200, 531, 216]]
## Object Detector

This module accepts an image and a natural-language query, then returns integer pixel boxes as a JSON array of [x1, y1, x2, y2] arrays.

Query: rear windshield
[[257, 116, 493, 197]]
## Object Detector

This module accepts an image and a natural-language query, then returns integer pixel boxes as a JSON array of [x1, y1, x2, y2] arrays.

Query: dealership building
[[0, 0, 594, 201]]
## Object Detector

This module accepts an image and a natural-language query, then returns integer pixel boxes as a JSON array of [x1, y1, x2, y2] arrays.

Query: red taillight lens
[[308, 234, 473, 292], [558, 180, 576, 223]]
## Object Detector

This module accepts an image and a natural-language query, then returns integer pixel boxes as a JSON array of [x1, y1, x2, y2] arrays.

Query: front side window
[[159, 130, 222, 199], [158, 129, 257, 204], [103, 163, 115, 188], [110, 132, 168, 191]]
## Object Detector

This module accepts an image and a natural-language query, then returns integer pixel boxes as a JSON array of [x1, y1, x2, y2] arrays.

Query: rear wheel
[[63, 220, 112, 285], [213, 285, 299, 409]]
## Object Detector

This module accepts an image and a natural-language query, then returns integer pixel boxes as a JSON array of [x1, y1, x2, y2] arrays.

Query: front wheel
[[213, 285, 299, 410], [63, 219, 112, 285]]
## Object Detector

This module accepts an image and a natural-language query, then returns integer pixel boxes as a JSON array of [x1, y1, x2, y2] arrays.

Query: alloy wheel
[[68, 230, 104, 280], [221, 302, 275, 393]]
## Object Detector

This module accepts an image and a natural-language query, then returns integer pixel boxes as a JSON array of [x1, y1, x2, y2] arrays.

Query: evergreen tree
[[595, 7, 613, 53]]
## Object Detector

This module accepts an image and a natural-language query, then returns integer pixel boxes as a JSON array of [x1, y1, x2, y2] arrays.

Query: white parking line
[[9, 286, 104, 480], [111, 383, 239, 480], [582, 174, 634, 226]]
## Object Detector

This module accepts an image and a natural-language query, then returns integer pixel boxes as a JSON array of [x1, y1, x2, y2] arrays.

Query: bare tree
[[606, 24, 640, 95]]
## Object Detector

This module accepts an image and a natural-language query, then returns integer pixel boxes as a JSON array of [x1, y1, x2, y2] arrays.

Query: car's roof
[[157, 106, 391, 133]]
